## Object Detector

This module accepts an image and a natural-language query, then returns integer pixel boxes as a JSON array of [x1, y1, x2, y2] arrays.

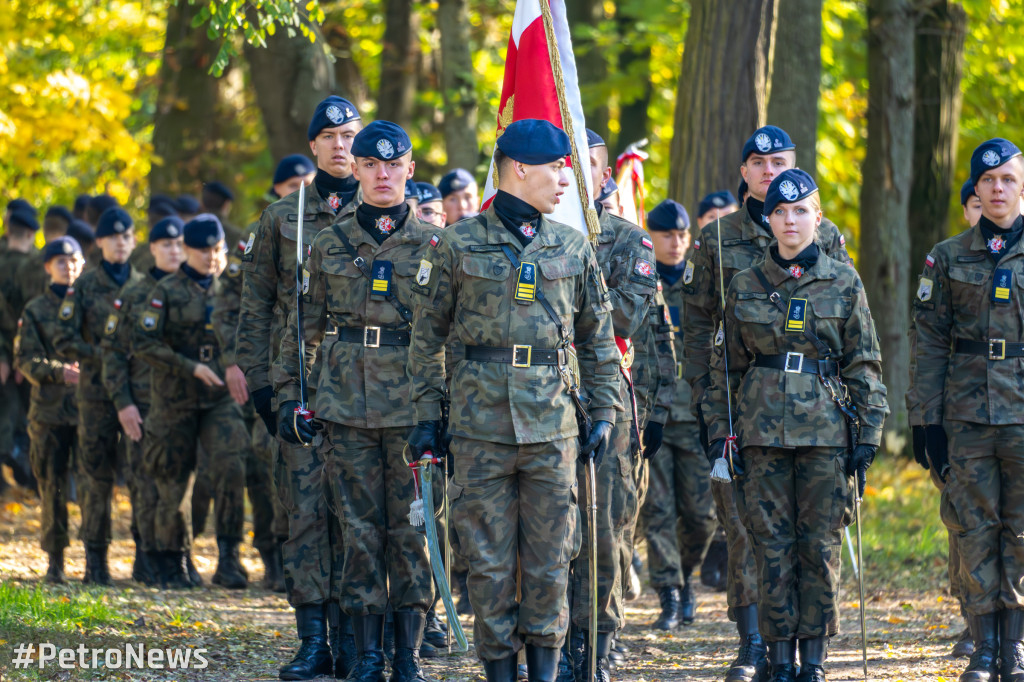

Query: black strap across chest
[[751, 267, 835, 360], [331, 225, 414, 325]]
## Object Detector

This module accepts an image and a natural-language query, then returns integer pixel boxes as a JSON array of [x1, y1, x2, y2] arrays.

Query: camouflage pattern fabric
[[632, 284, 677, 429], [277, 435, 333, 606], [26, 422, 76, 553]]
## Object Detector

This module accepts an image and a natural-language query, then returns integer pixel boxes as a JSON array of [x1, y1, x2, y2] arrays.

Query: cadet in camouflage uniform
[[682, 126, 851, 682], [100, 217, 187, 586], [910, 139, 1024, 682], [238, 96, 362, 681], [13, 206, 72, 314], [53, 207, 144, 585], [14, 236, 85, 583], [408, 119, 621, 682], [132, 215, 250, 590], [276, 120, 434, 682], [640, 199, 716, 632], [702, 170, 887, 682]]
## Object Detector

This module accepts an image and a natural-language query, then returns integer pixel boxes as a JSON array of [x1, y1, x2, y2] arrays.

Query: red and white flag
[[479, 0, 593, 235], [615, 142, 648, 229]]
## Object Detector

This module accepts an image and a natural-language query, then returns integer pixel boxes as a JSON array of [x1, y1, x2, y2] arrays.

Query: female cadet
[[701, 169, 888, 682]]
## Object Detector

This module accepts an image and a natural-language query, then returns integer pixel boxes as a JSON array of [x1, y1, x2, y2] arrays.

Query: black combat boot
[[1002, 609, 1024, 682], [795, 637, 828, 682], [652, 585, 682, 631], [680, 569, 696, 625], [422, 607, 448, 650], [555, 629, 575, 682], [392, 610, 429, 682], [484, 656, 518, 682], [347, 613, 387, 682], [384, 612, 396, 663], [608, 634, 627, 666], [131, 530, 156, 585], [45, 549, 65, 584], [577, 632, 613, 682], [569, 624, 586, 682], [82, 545, 113, 586], [184, 550, 203, 587], [161, 551, 192, 589], [525, 644, 560, 682], [280, 604, 333, 680], [328, 604, 357, 679], [700, 538, 728, 592], [953, 624, 975, 658], [725, 603, 768, 682], [259, 545, 283, 591], [211, 537, 247, 589], [960, 613, 999, 682], [766, 640, 797, 682]]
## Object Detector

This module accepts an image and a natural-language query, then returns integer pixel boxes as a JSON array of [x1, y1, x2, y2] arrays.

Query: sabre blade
[[587, 459, 598, 682], [856, 492, 868, 681], [295, 181, 309, 410]]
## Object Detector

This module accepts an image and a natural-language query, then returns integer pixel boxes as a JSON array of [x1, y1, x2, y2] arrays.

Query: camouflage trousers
[[125, 403, 158, 552], [77, 399, 122, 548], [570, 420, 637, 633], [736, 446, 852, 640], [946, 421, 1024, 615], [640, 423, 716, 588], [712, 473, 759, 620], [320, 422, 433, 615], [929, 465, 965, 613], [27, 421, 76, 553], [450, 435, 579, 662], [143, 397, 248, 552], [0, 379, 19, 460], [247, 417, 288, 552], [191, 445, 212, 537]]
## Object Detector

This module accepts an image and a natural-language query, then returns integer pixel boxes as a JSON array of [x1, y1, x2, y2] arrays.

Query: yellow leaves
[[5, 502, 24, 514]]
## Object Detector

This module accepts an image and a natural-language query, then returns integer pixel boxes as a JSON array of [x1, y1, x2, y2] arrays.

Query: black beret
[[737, 178, 748, 204], [496, 119, 571, 165], [763, 169, 818, 217], [697, 191, 739, 218], [149, 216, 185, 243], [273, 155, 316, 185], [586, 128, 605, 148], [175, 194, 200, 215], [73, 194, 91, 214], [647, 199, 690, 232], [961, 179, 977, 206], [307, 96, 361, 140], [438, 169, 476, 198], [42, 236, 82, 262], [95, 207, 133, 238], [184, 214, 225, 248], [741, 125, 795, 162], [45, 205, 74, 224], [149, 195, 179, 218], [7, 198, 36, 216], [88, 194, 119, 216], [416, 182, 443, 203], [405, 179, 420, 201], [351, 120, 412, 160], [597, 178, 619, 202], [8, 209, 40, 232], [67, 219, 95, 245], [203, 181, 234, 201], [970, 138, 1023, 185]]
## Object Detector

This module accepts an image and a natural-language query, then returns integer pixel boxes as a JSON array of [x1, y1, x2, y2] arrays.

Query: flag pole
[[537, 0, 601, 244]]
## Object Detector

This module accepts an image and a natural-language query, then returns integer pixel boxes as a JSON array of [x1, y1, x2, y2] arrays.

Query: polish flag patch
[[693, 240, 700, 250], [429, 234, 440, 247], [641, 236, 653, 249], [150, 299, 164, 309], [925, 254, 935, 268], [114, 299, 122, 310]]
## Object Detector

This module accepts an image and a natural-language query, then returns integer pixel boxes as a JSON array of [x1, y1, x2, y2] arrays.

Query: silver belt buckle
[[364, 326, 381, 348], [198, 345, 214, 363], [784, 351, 804, 373]]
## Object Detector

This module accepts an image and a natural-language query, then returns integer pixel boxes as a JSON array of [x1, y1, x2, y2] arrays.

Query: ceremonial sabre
[[855, 469, 868, 681], [293, 182, 314, 439], [586, 456, 598, 682], [709, 197, 737, 482]]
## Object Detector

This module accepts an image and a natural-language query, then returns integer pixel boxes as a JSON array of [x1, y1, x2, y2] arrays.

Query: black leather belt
[[464, 345, 567, 368], [337, 326, 410, 347], [955, 338, 1024, 360], [753, 353, 839, 376]]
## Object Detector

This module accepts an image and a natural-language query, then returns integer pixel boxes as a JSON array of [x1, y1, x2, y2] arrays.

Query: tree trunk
[[909, 0, 966, 267], [150, 1, 222, 194], [614, 9, 652, 155], [860, 0, 915, 450], [766, 0, 822, 171], [669, 0, 778, 211], [567, 0, 608, 144], [244, 24, 335, 163], [437, 0, 479, 170], [324, 23, 370, 113], [378, 0, 420, 129]]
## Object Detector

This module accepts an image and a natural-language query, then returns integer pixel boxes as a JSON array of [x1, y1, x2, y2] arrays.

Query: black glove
[[580, 420, 613, 468], [911, 425, 928, 470], [642, 421, 664, 460], [924, 424, 949, 483], [708, 438, 745, 477], [408, 420, 441, 460], [278, 400, 315, 445], [252, 385, 277, 437], [695, 403, 710, 454], [847, 444, 876, 498]]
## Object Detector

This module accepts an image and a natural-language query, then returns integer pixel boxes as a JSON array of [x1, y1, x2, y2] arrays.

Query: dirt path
[[0, 485, 967, 681]]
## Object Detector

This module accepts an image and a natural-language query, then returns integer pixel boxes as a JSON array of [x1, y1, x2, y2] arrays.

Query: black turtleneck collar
[[746, 197, 772, 233], [151, 266, 173, 281], [316, 169, 359, 211], [494, 191, 542, 247], [50, 283, 70, 299], [101, 260, 131, 287], [356, 201, 410, 245], [655, 260, 687, 286], [181, 263, 214, 290], [978, 214, 1024, 262], [770, 243, 819, 279]]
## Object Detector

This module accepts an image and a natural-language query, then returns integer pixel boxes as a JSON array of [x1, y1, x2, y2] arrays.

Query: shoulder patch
[[429, 234, 440, 247], [244, 233, 256, 255], [683, 260, 694, 284], [416, 259, 433, 286], [302, 268, 310, 294], [58, 301, 74, 320], [641, 236, 653, 250], [104, 313, 119, 336], [634, 258, 655, 278], [693, 240, 700, 250], [113, 298, 122, 310], [917, 277, 933, 302], [65, 287, 74, 296], [839, 234, 846, 246], [139, 311, 160, 331], [925, 254, 935, 268], [228, 256, 241, 277], [150, 299, 164, 309]]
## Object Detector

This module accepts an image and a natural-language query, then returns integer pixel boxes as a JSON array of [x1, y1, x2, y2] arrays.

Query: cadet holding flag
[[407, 119, 621, 682], [702, 170, 887, 682], [274, 120, 434, 682], [910, 139, 1024, 682]]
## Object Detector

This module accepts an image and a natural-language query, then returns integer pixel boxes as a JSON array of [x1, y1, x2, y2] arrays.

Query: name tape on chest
[[514, 262, 537, 303], [371, 260, 392, 296], [786, 298, 807, 333]]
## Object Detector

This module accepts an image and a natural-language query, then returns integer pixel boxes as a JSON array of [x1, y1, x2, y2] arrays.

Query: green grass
[[0, 582, 129, 631]]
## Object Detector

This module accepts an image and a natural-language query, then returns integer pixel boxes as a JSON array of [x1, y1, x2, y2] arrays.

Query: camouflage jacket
[[14, 287, 78, 425], [682, 208, 851, 406], [909, 224, 1024, 426], [593, 209, 658, 425], [53, 264, 144, 403], [100, 268, 163, 411], [14, 255, 49, 321], [238, 185, 357, 392], [0, 290, 14, 363], [132, 269, 232, 412], [0, 250, 34, 354], [702, 253, 888, 448], [660, 270, 697, 425], [129, 242, 155, 275], [408, 207, 623, 445], [211, 248, 257, 420], [273, 212, 432, 429], [639, 285, 679, 427]]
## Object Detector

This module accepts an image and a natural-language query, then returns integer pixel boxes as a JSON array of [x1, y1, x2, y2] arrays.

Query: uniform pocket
[[539, 255, 584, 322], [947, 264, 989, 314], [561, 480, 581, 564], [733, 299, 777, 324], [320, 258, 363, 314], [459, 254, 511, 317]]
